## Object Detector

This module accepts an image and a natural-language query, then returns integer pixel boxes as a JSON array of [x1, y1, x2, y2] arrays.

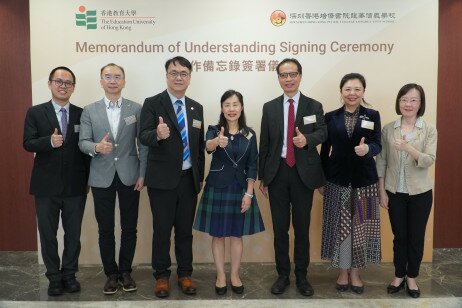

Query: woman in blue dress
[[193, 90, 265, 295]]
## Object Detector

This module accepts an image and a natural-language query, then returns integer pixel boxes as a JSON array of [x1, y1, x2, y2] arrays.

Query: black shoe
[[63, 277, 81, 293], [387, 279, 405, 294], [215, 285, 227, 295], [271, 275, 290, 294], [406, 283, 420, 298], [351, 284, 364, 294], [103, 274, 119, 295], [296, 278, 314, 297], [231, 284, 244, 294], [336, 283, 349, 292], [48, 280, 64, 296], [119, 272, 137, 292]]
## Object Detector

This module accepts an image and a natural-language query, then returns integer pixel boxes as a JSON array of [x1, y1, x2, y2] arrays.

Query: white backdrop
[[30, 0, 438, 264]]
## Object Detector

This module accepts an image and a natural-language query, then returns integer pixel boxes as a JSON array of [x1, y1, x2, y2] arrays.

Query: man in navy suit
[[140, 56, 205, 298], [23, 66, 90, 296], [259, 58, 327, 296]]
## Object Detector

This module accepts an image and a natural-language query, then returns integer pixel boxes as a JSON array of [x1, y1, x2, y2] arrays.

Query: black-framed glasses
[[278, 72, 299, 79], [50, 79, 75, 88], [167, 71, 190, 79]]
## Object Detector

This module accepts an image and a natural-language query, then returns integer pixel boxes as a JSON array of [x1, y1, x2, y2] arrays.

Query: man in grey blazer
[[259, 58, 327, 297], [79, 63, 148, 294]]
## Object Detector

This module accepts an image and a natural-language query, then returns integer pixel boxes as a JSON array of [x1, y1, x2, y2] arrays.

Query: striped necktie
[[175, 100, 189, 161], [60, 108, 68, 140]]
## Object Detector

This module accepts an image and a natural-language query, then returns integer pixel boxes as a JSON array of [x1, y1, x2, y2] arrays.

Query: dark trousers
[[268, 161, 314, 278], [387, 190, 433, 278], [35, 195, 86, 282], [92, 173, 140, 276], [147, 170, 197, 279]]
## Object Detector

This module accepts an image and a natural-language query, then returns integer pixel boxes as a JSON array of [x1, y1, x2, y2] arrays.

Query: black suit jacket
[[205, 125, 258, 189], [23, 101, 90, 197], [259, 93, 327, 189], [139, 90, 205, 193], [320, 105, 381, 188]]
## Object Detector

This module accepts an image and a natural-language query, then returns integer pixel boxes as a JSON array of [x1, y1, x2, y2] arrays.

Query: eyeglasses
[[103, 75, 123, 82], [168, 71, 190, 79], [399, 97, 420, 104], [50, 79, 75, 88], [278, 72, 300, 79]]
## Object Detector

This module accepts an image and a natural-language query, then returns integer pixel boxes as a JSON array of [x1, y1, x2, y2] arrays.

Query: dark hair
[[165, 56, 192, 72], [340, 73, 366, 89], [48, 66, 76, 84], [395, 83, 426, 116], [340, 72, 370, 106], [276, 58, 302, 75], [100, 63, 125, 78], [217, 90, 251, 137]]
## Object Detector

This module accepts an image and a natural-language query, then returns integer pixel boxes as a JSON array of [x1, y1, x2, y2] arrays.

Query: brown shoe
[[155, 278, 170, 298], [178, 276, 197, 295]]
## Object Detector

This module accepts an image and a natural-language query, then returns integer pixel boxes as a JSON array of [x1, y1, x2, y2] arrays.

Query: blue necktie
[[60, 108, 68, 140], [175, 100, 189, 161]]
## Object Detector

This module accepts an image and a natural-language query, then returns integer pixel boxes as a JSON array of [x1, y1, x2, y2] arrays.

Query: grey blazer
[[79, 98, 148, 188]]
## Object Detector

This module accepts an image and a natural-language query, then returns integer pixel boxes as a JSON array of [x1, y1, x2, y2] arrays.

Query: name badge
[[74, 124, 80, 133], [192, 119, 202, 129], [124, 115, 137, 125], [303, 115, 316, 125], [361, 120, 374, 130]]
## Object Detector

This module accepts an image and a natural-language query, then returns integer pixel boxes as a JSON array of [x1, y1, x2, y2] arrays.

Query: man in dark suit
[[259, 58, 327, 296], [79, 63, 148, 294], [23, 66, 90, 296], [140, 56, 205, 298]]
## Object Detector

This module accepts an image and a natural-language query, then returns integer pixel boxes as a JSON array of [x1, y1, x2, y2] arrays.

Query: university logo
[[75, 6, 97, 29], [270, 10, 286, 27]]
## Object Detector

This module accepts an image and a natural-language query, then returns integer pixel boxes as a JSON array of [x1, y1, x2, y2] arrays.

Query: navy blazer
[[205, 125, 258, 189], [320, 105, 381, 188]]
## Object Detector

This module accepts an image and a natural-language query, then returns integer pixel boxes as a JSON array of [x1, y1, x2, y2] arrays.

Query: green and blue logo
[[75, 6, 97, 30]]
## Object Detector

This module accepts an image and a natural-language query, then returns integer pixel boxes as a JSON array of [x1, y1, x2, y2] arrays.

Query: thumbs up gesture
[[95, 132, 113, 154], [293, 127, 307, 148], [354, 137, 369, 156], [217, 126, 229, 148], [393, 135, 408, 152], [51, 128, 63, 148], [157, 116, 170, 140]]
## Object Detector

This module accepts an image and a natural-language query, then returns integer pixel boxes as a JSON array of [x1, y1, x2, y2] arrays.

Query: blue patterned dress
[[194, 131, 265, 237]]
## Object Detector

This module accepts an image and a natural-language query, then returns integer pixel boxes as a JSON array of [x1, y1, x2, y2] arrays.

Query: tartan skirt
[[193, 181, 265, 237]]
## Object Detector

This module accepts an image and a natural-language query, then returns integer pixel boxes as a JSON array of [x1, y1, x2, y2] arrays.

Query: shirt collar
[[167, 90, 185, 106], [51, 100, 69, 113], [394, 116, 424, 129], [284, 91, 300, 104], [104, 96, 122, 109]]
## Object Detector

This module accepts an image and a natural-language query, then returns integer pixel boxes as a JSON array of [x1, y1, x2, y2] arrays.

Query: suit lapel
[[185, 97, 195, 141], [277, 95, 284, 138], [161, 91, 180, 133], [66, 104, 79, 143], [96, 100, 113, 139], [44, 101, 61, 134], [333, 107, 350, 142], [295, 95, 306, 128], [116, 98, 130, 142]]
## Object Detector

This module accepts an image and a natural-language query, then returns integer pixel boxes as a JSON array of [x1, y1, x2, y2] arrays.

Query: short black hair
[[340, 73, 366, 90], [276, 58, 302, 75], [100, 63, 125, 78], [165, 56, 192, 72], [395, 83, 426, 117], [48, 66, 76, 84]]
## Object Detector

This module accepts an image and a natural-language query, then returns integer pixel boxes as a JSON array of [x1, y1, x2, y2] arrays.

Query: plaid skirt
[[193, 181, 265, 237], [321, 181, 381, 268]]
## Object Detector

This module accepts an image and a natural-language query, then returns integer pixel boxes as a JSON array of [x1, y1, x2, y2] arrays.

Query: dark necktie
[[286, 99, 295, 167], [60, 108, 68, 140], [176, 100, 190, 161]]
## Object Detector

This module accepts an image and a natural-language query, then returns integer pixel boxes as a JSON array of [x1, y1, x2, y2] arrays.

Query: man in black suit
[[140, 56, 205, 298], [23, 66, 90, 296], [259, 58, 327, 296]]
